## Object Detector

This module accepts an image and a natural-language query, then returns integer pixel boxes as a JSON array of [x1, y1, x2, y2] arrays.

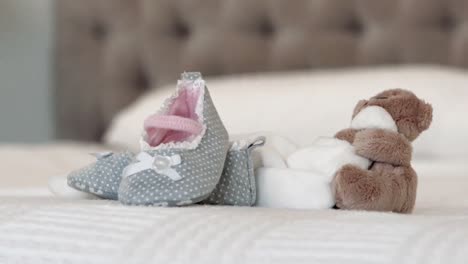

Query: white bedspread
[[0, 143, 467, 264], [0, 142, 111, 190], [0, 197, 467, 264]]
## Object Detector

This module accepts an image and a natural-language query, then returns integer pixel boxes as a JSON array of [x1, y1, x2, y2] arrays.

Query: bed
[[1, 0, 468, 263]]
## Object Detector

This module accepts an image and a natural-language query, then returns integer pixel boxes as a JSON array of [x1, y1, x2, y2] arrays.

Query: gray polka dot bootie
[[205, 136, 266, 206], [66, 137, 265, 206], [67, 151, 133, 199], [118, 72, 230, 206]]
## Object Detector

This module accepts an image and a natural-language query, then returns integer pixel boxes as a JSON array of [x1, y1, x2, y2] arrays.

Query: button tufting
[[133, 69, 150, 91], [440, 15, 456, 32], [258, 19, 275, 37], [90, 22, 108, 41], [58, 0, 468, 145], [173, 21, 190, 39], [345, 19, 364, 35]]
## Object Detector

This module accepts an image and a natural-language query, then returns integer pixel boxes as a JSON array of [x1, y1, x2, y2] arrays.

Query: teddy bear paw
[[333, 165, 383, 211]]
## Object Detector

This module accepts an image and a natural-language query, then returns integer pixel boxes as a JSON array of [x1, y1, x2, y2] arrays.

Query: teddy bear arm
[[353, 129, 412, 167], [333, 163, 417, 213], [334, 128, 358, 144]]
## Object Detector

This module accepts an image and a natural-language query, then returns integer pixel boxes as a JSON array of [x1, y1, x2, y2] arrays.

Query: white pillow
[[104, 65, 468, 159]]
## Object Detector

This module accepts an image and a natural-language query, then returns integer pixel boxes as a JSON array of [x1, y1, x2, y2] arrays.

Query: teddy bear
[[333, 89, 433, 213], [254, 88, 432, 213]]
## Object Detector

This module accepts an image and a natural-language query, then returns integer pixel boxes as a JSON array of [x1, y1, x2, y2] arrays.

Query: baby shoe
[[204, 136, 265, 206], [66, 138, 264, 205], [118, 72, 229, 206], [67, 151, 133, 199]]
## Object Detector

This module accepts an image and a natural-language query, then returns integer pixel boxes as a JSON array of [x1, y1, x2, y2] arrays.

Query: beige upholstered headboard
[[55, 0, 468, 141]]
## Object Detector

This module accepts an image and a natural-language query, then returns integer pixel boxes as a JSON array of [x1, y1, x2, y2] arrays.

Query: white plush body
[[255, 106, 398, 209], [255, 137, 370, 209]]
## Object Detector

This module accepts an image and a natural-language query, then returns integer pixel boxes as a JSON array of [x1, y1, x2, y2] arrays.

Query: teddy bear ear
[[352, 100, 368, 118], [418, 101, 433, 132]]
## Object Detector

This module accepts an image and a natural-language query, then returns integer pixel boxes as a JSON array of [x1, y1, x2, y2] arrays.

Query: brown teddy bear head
[[352, 89, 433, 141]]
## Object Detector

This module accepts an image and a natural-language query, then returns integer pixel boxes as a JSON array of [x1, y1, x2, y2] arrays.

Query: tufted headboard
[[55, 0, 468, 141]]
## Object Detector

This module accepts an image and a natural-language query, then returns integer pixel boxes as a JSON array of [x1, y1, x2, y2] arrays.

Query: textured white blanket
[[0, 196, 467, 264], [0, 137, 467, 263]]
